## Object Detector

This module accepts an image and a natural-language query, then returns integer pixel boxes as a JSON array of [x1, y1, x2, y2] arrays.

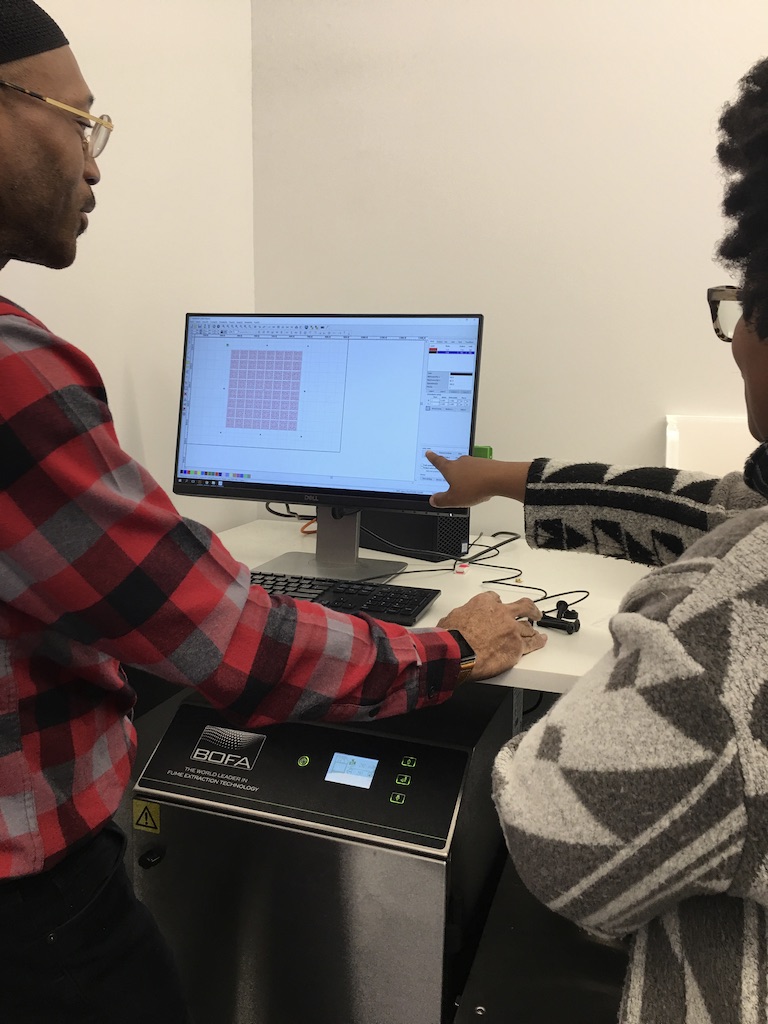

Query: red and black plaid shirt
[[0, 299, 461, 878]]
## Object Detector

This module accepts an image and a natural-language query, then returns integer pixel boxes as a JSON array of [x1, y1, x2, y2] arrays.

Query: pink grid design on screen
[[226, 349, 302, 431]]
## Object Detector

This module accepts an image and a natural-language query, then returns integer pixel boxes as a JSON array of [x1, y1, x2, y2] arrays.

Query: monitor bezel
[[172, 312, 483, 517]]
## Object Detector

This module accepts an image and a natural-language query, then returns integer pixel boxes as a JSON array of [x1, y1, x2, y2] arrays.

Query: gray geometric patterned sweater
[[492, 456, 768, 1024]]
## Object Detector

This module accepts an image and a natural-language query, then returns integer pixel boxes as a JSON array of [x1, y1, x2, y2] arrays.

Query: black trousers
[[0, 821, 190, 1024]]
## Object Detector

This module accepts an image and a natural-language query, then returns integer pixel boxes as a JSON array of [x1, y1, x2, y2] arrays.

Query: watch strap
[[447, 629, 476, 684]]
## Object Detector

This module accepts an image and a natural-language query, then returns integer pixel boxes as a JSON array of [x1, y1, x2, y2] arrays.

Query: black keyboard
[[249, 571, 440, 626]]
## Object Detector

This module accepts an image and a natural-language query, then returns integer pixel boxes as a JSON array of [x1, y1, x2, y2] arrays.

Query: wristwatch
[[447, 629, 476, 684]]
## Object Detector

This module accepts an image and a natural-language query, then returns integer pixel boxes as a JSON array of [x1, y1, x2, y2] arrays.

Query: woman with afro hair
[[429, 57, 768, 1023]]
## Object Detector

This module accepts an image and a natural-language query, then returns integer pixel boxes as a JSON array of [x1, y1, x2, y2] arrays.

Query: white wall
[[251, 0, 768, 534], [7, 4, 764, 543], [2, 0, 257, 534]]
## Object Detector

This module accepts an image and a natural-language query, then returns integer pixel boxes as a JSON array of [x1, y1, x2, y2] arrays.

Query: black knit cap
[[0, 0, 68, 66]]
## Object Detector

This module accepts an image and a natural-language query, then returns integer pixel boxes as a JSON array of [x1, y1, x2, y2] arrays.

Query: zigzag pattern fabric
[[525, 458, 765, 567], [494, 458, 768, 1023]]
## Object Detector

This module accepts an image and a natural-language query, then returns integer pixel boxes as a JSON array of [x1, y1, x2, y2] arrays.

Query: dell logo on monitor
[[303, 494, 319, 502]]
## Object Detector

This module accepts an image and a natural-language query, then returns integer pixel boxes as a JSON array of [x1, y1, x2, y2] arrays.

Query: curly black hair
[[718, 57, 768, 340]]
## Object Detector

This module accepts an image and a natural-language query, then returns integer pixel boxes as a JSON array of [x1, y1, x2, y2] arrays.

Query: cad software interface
[[176, 314, 481, 497]]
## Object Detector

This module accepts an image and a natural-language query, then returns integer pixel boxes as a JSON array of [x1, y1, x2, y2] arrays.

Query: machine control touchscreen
[[325, 752, 379, 789]]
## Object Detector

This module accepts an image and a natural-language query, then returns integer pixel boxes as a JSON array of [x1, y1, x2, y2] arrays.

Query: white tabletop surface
[[217, 518, 648, 695]]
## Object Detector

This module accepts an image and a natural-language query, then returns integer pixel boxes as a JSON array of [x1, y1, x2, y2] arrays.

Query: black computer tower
[[360, 509, 470, 562]]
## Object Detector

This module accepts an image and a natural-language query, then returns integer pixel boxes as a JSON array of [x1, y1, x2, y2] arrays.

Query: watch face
[[449, 629, 475, 662]]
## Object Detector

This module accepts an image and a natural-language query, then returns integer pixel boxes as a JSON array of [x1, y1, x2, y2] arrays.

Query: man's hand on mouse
[[438, 593, 546, 680]]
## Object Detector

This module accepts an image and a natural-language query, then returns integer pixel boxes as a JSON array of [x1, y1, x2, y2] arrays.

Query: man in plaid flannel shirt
[[0, 4, 546, 1022]]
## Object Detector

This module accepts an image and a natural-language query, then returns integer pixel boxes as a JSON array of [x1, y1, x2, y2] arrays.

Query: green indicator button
[[390, 792, 406, 805], [395, 774, 411, 786], [297, 756, 310, 767], [401, 756, 417, 768]]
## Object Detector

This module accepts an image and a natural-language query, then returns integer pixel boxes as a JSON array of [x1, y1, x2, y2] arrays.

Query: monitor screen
[[174, 313, 482, 579]]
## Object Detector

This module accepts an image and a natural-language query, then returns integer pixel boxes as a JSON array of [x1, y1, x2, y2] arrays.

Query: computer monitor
[[173, 313, 483, 580]]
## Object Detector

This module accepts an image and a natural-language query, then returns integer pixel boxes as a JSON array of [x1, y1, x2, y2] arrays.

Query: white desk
[[217, 519, 648, 695]]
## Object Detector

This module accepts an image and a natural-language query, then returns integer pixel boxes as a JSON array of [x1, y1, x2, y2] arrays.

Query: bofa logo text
[[191, 725, 266, 771]]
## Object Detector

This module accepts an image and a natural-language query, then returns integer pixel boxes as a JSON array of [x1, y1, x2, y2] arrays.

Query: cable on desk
[[480, 569, 527, 588], [460, 531, 521, 565], [539, 590, 590, 613], [480, 576, 591, 632], [478, 575, 590, 612]]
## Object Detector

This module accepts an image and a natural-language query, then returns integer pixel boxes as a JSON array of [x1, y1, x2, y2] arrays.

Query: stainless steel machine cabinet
[[133, 684, 522, 1024]]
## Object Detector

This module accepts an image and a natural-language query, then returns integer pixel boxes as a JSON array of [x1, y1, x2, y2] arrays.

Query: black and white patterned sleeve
[[524, 458, 765, 566]]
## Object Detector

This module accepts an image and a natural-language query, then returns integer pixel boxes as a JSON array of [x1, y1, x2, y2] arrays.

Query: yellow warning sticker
[[133, 799, 161, 834]]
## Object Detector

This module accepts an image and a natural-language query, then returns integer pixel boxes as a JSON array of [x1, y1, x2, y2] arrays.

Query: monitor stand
[[254, 506, 408, 582]]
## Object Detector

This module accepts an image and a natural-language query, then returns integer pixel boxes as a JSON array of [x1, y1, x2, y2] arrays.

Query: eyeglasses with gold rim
[[0, 78, 112, 157]]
